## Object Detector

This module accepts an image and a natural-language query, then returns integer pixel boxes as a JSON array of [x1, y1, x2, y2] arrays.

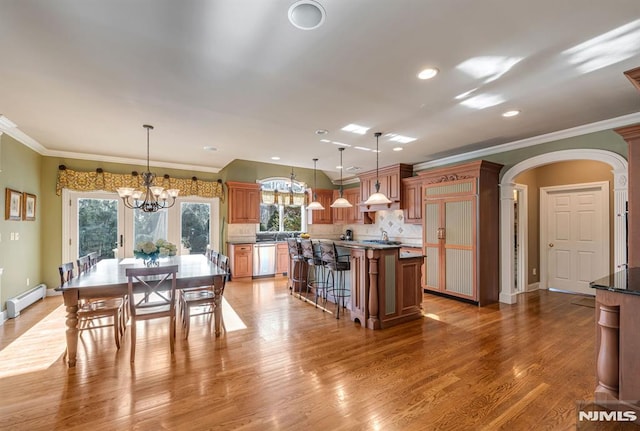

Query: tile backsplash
[[347, 210, 422, 246]]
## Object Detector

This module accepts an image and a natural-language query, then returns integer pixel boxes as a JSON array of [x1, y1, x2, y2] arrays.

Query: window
[[259, 178, 307, 232], [64, 190, 220, 262]]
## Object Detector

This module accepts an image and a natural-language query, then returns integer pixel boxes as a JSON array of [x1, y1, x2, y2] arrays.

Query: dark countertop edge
[[589, 268, 640, 296], [590, 282, 640, 296]]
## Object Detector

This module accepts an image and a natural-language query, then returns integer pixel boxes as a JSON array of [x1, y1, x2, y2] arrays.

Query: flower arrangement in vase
[[133, 239, 177, 266]]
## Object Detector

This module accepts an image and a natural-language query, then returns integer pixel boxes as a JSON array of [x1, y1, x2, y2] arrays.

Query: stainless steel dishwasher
[[252, 242, 277, 277]]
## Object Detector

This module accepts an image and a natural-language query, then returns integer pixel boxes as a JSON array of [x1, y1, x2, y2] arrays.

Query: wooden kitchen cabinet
[[419, 160, 502, 305], [227, 181, 260, 224], [228, 243, 253, 279], [402, 175, 424, 224], [309, 189, 334, 224], [331, 187, 365, 224], [276, 242, 289, 275], [358, 164, 413, 211]]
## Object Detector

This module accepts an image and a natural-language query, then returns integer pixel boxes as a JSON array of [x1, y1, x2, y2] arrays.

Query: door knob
[[549, 243, 554, 247]]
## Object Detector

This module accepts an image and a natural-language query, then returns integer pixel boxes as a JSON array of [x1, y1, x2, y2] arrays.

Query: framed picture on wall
[[23, 192, 36, 221], [5, 188, 22, 220]]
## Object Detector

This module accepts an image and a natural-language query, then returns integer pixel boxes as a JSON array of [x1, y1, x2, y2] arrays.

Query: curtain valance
[[260, 189, 307, 206], [56, 166, 224, 201]]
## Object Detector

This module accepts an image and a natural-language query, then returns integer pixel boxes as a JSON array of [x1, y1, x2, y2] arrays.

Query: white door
[[542, 182, 609, 295]]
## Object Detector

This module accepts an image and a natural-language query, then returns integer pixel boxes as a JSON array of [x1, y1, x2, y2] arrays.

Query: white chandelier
[[117, 125, 179, 212]]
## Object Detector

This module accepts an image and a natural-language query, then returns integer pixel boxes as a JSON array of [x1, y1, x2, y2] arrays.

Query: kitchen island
[[317, 240, 424, 329], [590, 269, 640, 416]]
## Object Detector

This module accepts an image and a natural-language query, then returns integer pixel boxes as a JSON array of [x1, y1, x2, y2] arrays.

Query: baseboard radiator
[[7, 284, 47, 318]]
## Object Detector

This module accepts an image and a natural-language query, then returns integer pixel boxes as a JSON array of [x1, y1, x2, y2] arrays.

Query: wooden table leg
[[62, 290, 79, 367]]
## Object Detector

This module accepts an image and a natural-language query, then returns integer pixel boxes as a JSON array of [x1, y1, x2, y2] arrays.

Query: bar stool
[[286, 238, 305, 297], [300, 239, 329, 308], [319, 242, 351, 319]]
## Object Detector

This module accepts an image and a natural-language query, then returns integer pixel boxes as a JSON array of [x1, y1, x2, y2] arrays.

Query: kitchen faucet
[[381, 229, 389, 241]]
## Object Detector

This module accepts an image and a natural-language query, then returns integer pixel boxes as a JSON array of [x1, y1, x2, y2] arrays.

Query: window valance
[[56, 166, 225, 201], [261, 189, 308, 206]]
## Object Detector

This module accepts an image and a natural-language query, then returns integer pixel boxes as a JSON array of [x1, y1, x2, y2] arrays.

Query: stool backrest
[[286, 238, 302, 257], [300, 239, 314, 260], [320, 242, 336, 265]]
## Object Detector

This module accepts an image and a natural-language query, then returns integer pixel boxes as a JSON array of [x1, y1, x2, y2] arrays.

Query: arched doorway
[[499, 149, 628, 304]]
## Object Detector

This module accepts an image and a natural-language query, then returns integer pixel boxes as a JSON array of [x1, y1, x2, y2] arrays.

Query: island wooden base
[[350, 248, 423, 330], [594, 289, 640, 419]]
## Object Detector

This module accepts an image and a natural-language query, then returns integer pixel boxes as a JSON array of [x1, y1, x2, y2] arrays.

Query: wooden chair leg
[[130, 321, 136, 362], [114, 310, 120, 350], [170, 316, 176, 354]]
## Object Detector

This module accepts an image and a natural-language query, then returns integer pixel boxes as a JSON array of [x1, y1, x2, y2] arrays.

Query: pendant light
[[330, 147, 352, 208], [364, 132, 391, 205], [307, 158, 325, 210], [117, 125, 180, 212]]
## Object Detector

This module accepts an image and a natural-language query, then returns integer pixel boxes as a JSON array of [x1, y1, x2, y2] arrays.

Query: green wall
[[0, 135, 42, 310]]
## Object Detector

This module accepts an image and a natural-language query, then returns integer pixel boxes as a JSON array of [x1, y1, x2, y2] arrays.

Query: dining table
[[57, 254, 228, 367]]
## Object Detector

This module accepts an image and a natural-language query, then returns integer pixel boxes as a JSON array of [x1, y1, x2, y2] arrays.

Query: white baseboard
[[0, 310, 6, 326], [47, 288, 62, 297], [499, 291, 518, 304], [527, 282, 540, 292]]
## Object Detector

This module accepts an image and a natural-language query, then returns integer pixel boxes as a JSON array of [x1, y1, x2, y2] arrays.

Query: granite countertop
[[590, 268, 640, 296]]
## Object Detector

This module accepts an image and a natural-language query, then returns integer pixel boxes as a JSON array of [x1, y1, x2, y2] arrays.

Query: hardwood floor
[[0, 279, 598, 430]]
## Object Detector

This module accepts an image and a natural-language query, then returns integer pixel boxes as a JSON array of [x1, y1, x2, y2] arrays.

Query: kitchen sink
[[361, 239, 403, 245]]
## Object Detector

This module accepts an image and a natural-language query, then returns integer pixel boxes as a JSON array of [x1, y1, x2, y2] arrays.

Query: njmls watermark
[[576, 401, 640, 429]]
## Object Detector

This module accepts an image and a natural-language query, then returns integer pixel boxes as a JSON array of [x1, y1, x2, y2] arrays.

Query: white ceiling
[[1, 1, 640, 180]]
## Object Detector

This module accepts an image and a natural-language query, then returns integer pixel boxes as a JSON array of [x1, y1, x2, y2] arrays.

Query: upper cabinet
[[332, 187, 368, 224], [308, 189, 334, 224], [227, 181, 261, 224], [401, 175, 424, 224], [358, 164, 413, 212]]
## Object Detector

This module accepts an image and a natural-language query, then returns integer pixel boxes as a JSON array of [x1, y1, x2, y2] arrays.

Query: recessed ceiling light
[[341, 123, 370, 135], [502, 110, 521, 117], [288, 0, 326, 31], [203, 146, 217, 151], [315, 129, 328, 135], [336, 165, 342, 169], [320, 138, 331, 143], [271, 156, 281, 160], [417, 68, 439, 80], [331, 141, 350, 147], [393, 147, 403, 152], [354, 146, 371, 151]]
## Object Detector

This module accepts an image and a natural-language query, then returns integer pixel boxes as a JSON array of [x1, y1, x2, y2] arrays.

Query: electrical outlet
[[10, 232, 15, 241], [532, 268, 537, 276], [15, 232, 20, 240]]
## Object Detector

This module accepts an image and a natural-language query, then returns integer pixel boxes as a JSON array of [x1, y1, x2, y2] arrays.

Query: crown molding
[[0, 127, 221, 173], [46, 149, 221, 173], [413, 111, 640, 171]]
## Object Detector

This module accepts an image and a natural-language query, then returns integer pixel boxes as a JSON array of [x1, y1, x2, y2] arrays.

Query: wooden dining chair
[[180, 257, 228, 339], [76, 255, 90, 274], [126, 265, 178, 362], [87, 252, 99, 267], [59, 262, 124, 349]]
